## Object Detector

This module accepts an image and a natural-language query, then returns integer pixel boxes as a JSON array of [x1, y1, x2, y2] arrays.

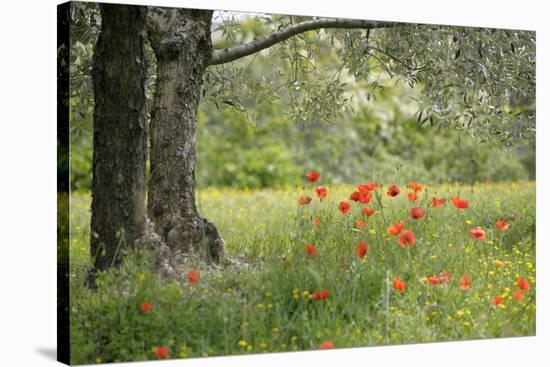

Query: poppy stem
[[406, 248, 411, 272], [349, 272, 358, 317], [374, 191, 387, 226], [384, 269, 390, 344]]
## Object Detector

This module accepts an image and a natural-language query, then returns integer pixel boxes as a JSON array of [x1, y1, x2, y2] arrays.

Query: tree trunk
[[146, 8, 224, 264], [89, 4, 148, 284]]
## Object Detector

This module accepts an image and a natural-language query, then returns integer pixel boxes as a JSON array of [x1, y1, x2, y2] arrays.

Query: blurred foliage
[[72, 98, 534, 190], [195, 87, 533, 189]]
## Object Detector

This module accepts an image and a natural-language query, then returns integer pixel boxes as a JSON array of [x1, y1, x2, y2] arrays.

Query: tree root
[[136, 216, 248, 282]]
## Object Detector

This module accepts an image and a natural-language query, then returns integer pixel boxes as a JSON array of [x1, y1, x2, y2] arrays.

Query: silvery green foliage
[[372, 25, 535, 145], [69, 5, 535, 145], [206, 13, 535, 145], [67, 2, 99, 137], [204, 13, 353, 126]]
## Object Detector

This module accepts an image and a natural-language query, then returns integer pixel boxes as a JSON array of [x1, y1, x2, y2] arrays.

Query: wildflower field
[[69, 178, 536, 364]]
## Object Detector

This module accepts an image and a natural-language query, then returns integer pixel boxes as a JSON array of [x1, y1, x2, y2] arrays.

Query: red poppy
[[424, 272, 451, 285], [387, 221, 404, 236], [362, 207, 377, 216], [305, 243, 317, 256], [393, 276, 406, 292], [430, 197, 446, 208], [188, 271, 200, 283], [315, 186, 328, 200], [298, 196, 312, 205], [356, 184, 369, 193], [139, 302, 153, 313], [407, 182, 423, 192], [355, 219, 366, 228], [319, 340, 334, 350], [355, 241, 369, 259], [351, 190, 371, 204], [362, 182, 379, 191], [358, 190, 371, 204], [517, 277, 529, 291], [492, 295, 503, 305], [153, 346, 169, 359], [339, 201, 351, 214], [311, 289, 329, 300], [496, 219, 509, 231], [305, 170, 321, 182], [410, 207, 425, 219], [357, 184, 369, 192], [407, 192, 418, 201], [459, 275, 471, 290], [398, 230, 416, 248], [387, 184, 400, 197], [514, 291, 524, 301], [313, 216, 321, 227], [468, 227, 486, 240], [451, 196, 469, 209]]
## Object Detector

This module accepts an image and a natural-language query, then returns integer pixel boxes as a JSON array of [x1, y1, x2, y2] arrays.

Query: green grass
[[68, 181, 536, 364]]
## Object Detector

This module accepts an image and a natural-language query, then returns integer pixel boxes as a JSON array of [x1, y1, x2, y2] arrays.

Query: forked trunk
[[146, 8, 224, 264], [89, 4, 148, 284]]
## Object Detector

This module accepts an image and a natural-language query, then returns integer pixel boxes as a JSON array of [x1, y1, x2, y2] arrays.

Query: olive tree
[[66, 2, 534, 279]]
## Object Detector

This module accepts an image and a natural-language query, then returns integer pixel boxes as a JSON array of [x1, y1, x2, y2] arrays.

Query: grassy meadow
[[69, 180, 536, 364]]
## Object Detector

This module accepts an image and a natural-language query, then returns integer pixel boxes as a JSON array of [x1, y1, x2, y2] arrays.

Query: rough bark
[[57, 3, 70, 361], [146, 8, 224, 264], [89, 4, 148, 284]]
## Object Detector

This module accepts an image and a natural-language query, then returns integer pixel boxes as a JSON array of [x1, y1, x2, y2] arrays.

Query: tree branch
[[210, 18, 397, 65]]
